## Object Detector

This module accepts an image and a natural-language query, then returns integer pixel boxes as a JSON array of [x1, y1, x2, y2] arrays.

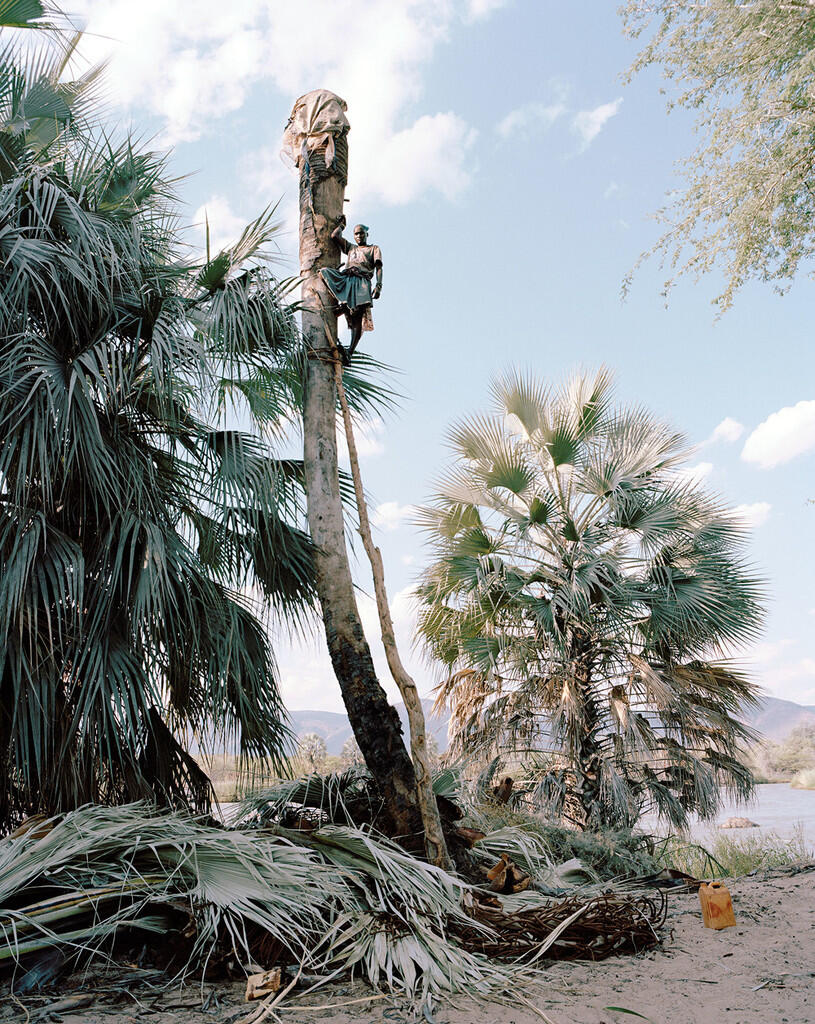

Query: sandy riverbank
[[3, 866, 812, 1024]]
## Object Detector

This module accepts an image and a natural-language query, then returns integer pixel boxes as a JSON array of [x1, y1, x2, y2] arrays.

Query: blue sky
[[73, 0, 815, 710]]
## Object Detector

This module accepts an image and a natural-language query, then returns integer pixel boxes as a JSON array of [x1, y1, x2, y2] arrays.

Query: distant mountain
[[287, 709, 355, 754], [742, 695, 815, 742], [289, 694, 815, 753], [289, 700, 451, 755]]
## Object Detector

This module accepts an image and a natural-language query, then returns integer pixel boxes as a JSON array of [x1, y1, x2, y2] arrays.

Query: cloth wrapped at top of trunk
[[282, 90, 350, 172]]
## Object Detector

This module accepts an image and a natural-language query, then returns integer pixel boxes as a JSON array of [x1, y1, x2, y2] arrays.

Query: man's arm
[[331, 214, 350, 254], [373, 249, 382, 299]]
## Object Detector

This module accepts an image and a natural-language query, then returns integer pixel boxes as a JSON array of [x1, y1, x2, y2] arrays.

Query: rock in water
[[718, 816, 759, 829]]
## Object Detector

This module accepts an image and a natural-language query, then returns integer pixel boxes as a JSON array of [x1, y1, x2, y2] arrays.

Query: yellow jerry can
[[699, 881, 737, 929]]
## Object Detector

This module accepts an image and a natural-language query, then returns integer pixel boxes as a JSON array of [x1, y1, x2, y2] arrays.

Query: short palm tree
[[0, 31, 316, 827], [417, 369, 765, 829]]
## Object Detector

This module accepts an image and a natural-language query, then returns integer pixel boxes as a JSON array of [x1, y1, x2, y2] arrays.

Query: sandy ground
[[3, 867, 813, 1024]]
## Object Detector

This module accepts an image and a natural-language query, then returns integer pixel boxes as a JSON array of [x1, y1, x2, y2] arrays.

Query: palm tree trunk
[[297, 119, 423, 845], [333, 361, 452, 869], [563, 637, 603, 831]]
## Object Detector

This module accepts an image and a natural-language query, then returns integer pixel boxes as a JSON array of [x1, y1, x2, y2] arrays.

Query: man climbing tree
[[321, 215, 382, 363]]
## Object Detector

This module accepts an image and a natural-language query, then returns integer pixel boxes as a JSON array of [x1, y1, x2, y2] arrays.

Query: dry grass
[[197, 755, 355, 802], [655, 826, 814, 878]]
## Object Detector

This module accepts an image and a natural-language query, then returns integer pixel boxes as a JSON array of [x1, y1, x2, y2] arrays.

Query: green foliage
[[748, 724, 815, 781], [770, 724, 815, 776], [417, 368, 765, 829], [464, 802, 660, 880], [656, 826, 814, 878], [0, 0, 47, 30], [622, 1, 815, 308], [0, 29, 317, 827]]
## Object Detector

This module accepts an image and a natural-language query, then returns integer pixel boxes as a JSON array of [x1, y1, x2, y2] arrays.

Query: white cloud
[[402, 554, 416, 566], [737, 640, 815, 704], [238, 148, 300, 247], [747, 640, 792, 666], [71, 0, 490, 207], [571, 97, 622, 149], [675, 461, 714, 486], [69, 2, 266, 144], [603, 181, 619, 199], [465, 0, 509, 19], [741, 400, 815, 469], [372, 113, 478, 204], [337, 415, 385, 460], [373, 501, 415, 532], [192, 195, 247, 257], [496, 100, 566, 139], [732, 502, 771, 528], [708, 417, 745, 445], [760, 657, 815, 701]]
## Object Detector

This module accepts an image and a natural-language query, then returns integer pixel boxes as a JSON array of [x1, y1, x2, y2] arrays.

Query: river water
[[643, 782, 815, 845]]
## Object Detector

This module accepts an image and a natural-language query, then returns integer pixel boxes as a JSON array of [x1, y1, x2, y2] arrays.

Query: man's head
[[353, 223, 368, 244]]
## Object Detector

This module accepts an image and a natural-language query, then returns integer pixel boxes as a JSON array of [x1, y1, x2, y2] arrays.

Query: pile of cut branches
[[456, 890, 665, 961]]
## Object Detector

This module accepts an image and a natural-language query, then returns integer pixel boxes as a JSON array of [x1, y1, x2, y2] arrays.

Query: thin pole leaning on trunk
[[332, 358, 452, 870]]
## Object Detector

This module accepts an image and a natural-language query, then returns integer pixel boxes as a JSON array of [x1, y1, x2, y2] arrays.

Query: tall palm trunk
[[563, 635, 603, 831], [296, 111, 423, 844]]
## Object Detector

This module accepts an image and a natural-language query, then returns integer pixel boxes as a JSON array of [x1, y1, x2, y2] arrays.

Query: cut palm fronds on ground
[[0, 804, 338, 973], [467, 824, 595, 889], [0, 804, 666, 1005], [239, 767, 385, 830]]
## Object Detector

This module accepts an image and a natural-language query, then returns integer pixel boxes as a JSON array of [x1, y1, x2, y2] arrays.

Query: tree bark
[[563, 636, 603, 832], [333, 361, 452, 869], [296, 113, 423, 845]]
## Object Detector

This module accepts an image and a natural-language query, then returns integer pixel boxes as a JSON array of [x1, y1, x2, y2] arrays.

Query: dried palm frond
[[454, 889, 666, 961], [0, 803, 338, 971], [0, 803, 667, 1005]]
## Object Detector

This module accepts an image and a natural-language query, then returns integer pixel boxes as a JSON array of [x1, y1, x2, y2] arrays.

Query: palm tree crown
[[0, 32, 316, 827], [417, 369, 765, 829]]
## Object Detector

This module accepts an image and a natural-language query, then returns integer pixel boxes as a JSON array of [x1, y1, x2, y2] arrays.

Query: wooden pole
[[333, 361, 452, 868]]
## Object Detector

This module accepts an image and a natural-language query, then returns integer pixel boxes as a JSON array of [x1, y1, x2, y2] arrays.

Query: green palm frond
[[0, 1, 48, 28]]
